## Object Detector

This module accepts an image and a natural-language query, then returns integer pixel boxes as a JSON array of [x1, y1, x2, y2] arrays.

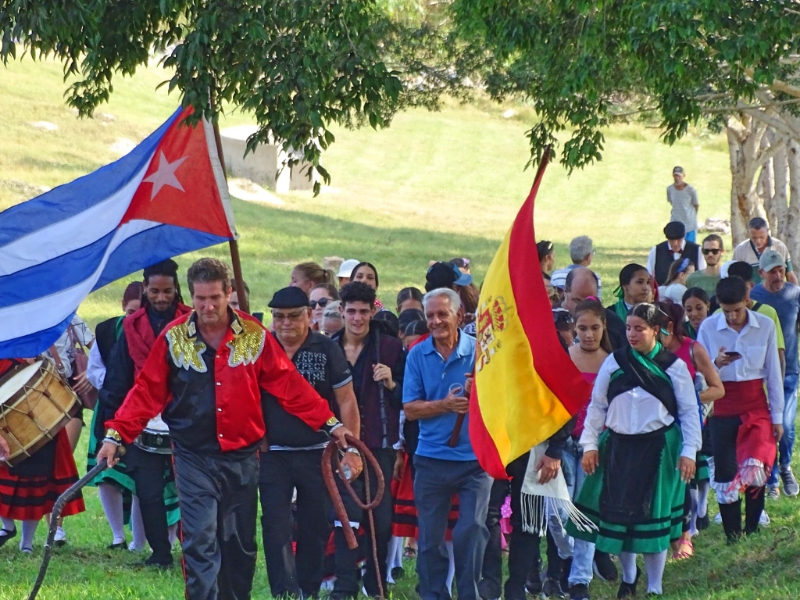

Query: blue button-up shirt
[[403, 331, 476, 461]]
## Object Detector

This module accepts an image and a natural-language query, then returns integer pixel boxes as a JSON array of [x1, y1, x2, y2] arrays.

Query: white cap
[[337, 259, 360, 278], [719, 260, 735, 279]]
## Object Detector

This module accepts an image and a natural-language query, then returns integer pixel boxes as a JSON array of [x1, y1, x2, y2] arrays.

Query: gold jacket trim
[[227, 318, 266, 367], [166, 322, 208, 373]]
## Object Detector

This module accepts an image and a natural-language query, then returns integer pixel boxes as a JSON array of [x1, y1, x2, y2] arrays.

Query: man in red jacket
[[98, 258, 352, 600]]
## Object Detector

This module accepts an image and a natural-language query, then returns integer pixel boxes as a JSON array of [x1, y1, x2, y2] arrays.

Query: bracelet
[[345, 447, 361, 456], [105, 428, 123, 443]]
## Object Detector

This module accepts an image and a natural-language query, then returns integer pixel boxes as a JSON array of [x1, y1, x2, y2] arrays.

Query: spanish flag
[[469, 152, 594, 479]]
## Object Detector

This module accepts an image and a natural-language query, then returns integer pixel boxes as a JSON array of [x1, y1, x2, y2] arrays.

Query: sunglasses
[[553, 310, 574, 325], [702, 248, 721, 255], [310, 298, 331, 309]]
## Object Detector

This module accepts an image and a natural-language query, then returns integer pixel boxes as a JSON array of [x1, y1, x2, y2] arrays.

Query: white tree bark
[[787, 139, 800, 262], [727, 113, 768, 245]]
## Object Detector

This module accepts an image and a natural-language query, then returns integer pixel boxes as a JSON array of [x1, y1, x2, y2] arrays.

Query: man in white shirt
[[667, 166, 699, 243], [697, 277, 784, 542]]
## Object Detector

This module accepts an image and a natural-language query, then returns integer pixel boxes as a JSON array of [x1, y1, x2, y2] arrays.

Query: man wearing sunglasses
[[686, 234, 725, 297], [259, 287, 361, 599]]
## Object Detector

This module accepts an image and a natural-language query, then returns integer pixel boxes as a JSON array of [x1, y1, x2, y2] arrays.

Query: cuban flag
[[0, 107, 237, 358]]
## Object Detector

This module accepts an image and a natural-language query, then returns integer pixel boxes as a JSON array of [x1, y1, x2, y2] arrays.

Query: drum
[[0, 360, 79, 467], [134, 416, 172, 455]]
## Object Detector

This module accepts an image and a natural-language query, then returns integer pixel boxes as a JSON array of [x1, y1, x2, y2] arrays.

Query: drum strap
[[48, 345, 66, 375]]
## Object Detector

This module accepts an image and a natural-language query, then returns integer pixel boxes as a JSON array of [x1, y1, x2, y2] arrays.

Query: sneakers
[[541, 578, 567, 598], [780, 466, 800, 497], [759, 511, 771, 526], [569, 583, 590, 600], [593, 551, 618, 582], [767, 486, 781, 500], [695, 513, 710, 531], [54, 526, 67, 548]]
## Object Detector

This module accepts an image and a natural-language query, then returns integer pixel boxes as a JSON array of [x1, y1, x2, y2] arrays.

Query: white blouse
[[579, 353, 702, 460]]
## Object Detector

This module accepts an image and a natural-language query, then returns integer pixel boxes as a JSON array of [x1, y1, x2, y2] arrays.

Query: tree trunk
[[787, 139, 800, 263], [727, 113, 768, 245]]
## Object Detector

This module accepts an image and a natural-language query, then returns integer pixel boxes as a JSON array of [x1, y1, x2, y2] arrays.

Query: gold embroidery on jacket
[[167, 322, 208, 373], [228, 318, 266, 367]]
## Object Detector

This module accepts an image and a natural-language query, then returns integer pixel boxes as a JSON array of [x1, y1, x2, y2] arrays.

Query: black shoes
[[541, 577, 567, 598], [593, 551, 618, 582], [107, 541, 127, 550], [0, 528, 17, 548], [695, 513, 710, 531], [616, 567, 641, 599], [140, 553, 174, 569], [569, 583, 590, 600], [478, 578, 502, 600]]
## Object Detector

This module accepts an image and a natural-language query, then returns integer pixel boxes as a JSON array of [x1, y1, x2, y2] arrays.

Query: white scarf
[[520, 442, 597, 536]]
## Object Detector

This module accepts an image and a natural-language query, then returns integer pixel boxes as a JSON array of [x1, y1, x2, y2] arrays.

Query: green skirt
[[692, 451, 711, 484], [567, 425, 685, 554], [86, 408, 181, 527]]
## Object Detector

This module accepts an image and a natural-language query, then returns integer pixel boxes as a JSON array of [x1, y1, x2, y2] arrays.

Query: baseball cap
[[673, 166, 685, 175], [426, 262, 473, 291], [268, 287, 310, 309], [759, 249, 785, 273], [337, 259, 360, 278]]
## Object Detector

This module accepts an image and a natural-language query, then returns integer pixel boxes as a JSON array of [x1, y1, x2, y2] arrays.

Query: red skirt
[[0, 429, 85, 520], [391, 453, 458, 539], [714, 380, 777, 471]]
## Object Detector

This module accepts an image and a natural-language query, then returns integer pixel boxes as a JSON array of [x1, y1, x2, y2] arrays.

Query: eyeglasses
[[702, 248, 721, 255], [271, 311, 306, 322], [310, 298, 331, 309]]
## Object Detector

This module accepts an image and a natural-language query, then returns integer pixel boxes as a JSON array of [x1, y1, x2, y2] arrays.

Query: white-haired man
[[551, 236, 603, 301], [404, 288, 489, 600]]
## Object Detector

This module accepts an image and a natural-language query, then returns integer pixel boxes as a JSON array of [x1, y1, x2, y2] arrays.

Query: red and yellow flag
[[469, 153, 593, 479]]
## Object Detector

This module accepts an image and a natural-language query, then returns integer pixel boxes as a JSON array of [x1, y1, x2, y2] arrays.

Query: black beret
[[663, 221, 686, 240], [268, 287, 310, 309]]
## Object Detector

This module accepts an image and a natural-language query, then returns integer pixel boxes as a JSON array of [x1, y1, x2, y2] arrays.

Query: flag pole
[[209, 95, 250, 315]]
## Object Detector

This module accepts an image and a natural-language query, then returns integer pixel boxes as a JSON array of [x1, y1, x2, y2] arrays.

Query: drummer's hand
[[0, 436, 9, 462], [97, 441, 121, 468], [72, 371, 94, 395], [331, 426, 353, 449], [582, 450, 600, 475]]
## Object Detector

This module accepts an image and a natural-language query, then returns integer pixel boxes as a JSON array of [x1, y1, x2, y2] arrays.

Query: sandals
[[672, 539, 694, 560], [0, 528, 17, 548]]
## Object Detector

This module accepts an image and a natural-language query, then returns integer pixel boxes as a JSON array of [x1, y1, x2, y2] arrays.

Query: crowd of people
[[0, 166, 798, 600]]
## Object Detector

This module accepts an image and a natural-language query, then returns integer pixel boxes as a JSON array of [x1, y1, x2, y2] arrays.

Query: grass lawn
[[2, 57, 799, 600]]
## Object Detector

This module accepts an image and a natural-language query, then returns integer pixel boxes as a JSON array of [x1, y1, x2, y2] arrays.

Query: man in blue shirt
[[404, 288, 490, 600], [752, 249, 800, 498]]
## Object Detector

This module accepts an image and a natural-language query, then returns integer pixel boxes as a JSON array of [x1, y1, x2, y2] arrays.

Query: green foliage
[[0, 0, 435, 193], [451, 0, 800, 171]]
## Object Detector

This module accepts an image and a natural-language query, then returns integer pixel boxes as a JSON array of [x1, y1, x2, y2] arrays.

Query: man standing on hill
[[732, 217, 798, 286], [751, 250, 800, 499], [686, 234, 725, 297], [667, 166, 699, 243], [646, 221, 705, 287]]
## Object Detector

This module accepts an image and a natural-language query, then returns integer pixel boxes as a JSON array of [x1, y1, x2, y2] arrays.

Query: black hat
[[268, 287, 310, 309], [663, 221, 686, 240], [425, 261, 473, 292], [398, 308, 425, 331]]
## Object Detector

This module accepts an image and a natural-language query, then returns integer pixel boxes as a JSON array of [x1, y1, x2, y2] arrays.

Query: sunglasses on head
[[309, 298, 331, 309], [702, 248, 721, 255], [553, 310, 574, 325]]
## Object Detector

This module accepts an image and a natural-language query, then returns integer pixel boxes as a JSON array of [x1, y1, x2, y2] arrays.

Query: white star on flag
[[143, 151, 188, 200]]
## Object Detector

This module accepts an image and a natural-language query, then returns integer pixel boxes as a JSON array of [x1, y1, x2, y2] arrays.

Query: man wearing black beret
[[260, 286, 362, 599], [646, 221, 705, 286]]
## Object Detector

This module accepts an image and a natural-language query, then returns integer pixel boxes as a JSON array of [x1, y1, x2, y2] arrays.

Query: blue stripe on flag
[[94, 225, 229, 290], [0, 108, 183, 247], [0, 313, 75, 361]]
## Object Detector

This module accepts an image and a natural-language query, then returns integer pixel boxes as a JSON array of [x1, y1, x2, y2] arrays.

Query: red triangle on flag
[[121, 109, 233, 238]]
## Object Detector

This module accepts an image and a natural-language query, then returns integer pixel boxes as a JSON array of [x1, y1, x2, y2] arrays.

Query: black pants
[[333, 448, 395, 598], [709, 415, 743, 483], [126, 444, 172, 562], [259, 449, 330, 598], [173, 445, 259, 600], [481, 478, 510, 594]]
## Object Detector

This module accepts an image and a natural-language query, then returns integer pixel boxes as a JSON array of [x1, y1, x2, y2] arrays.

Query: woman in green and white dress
[[568, 303, 701, 597]]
